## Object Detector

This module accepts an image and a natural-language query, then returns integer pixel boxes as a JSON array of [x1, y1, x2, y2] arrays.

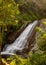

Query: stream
[[1, 21, 38, 56]]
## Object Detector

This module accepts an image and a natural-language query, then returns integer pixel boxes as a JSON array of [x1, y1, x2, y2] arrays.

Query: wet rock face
[[6, 22, 29, 44]]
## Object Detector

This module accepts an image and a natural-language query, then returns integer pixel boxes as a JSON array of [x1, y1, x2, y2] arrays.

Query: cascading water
[[1, 21, 38, 55]]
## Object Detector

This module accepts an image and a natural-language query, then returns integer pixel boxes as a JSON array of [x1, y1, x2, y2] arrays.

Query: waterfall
[[1, 21, 38, 55]]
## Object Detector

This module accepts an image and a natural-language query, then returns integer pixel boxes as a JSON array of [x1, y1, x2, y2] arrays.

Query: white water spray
[[1, 21, 38, 55]]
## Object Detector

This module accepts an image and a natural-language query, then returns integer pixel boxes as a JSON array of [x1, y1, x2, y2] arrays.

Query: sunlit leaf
[[8, 4, 12, 7], [43, 22, 46, 26]]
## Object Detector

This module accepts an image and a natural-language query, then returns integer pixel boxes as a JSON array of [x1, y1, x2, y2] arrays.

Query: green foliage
[[0, 0, 21, 32], [0, 0, 20, 22], [28, 53, 46, 65], [0, 0, 23, 44], [38, 33, 46, 51], [36, 22, 46, 51], [6, 55, 27, 65], [4, 52, 46, 65], [36, 27, 43, 32]]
